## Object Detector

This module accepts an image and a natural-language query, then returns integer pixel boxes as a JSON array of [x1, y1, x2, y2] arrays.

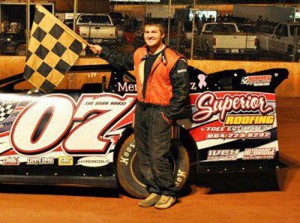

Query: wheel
[[16, 44, 26, 56], [296, 52, 300, 62], [205, 45, 214, 59], [207, 50, 214, 60], [287, 45, 294, 61], [287, 46, 300, 62], [116, 134, 190, 198]]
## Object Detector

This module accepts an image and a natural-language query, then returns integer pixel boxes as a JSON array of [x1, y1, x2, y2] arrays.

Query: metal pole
[[73, 0, 78, 32], [190, 0, 196, 59], [167, 0, 172, 46], [26, 0, 30, 54], [292, 27, 299, 62]]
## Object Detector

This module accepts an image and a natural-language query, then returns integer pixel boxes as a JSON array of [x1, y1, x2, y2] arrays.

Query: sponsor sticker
[[0, 157, 20, 166], [241, 75, 272, 86], [77, 157, 110, 167], [27, 157, 54, 165], [243, 148, 276, 160], [207, 149, 239, 161], [58, 156, 73, 166]]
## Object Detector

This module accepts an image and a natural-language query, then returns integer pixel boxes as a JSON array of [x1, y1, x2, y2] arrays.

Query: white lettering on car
[[10, 94, 136, 155]]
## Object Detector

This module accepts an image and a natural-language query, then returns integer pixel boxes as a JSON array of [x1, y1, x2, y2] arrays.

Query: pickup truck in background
[[76, 14, 118, 48], [257, 22, 300, 61], [0, 22, 26, 56], [194, 22, 258, 59]]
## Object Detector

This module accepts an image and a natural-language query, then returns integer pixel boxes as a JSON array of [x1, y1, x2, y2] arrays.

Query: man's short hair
[[143, 18, 166, 34]]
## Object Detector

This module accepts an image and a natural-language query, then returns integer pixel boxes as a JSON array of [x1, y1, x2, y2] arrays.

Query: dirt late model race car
[[0, 64, 288, 198]]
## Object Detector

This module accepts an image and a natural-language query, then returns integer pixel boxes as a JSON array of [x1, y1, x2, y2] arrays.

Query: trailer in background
[[233, 4, 300, 23]]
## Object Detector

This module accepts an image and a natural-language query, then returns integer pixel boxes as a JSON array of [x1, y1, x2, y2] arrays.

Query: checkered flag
[[241, 77, 250, 85], [24, 5, 88, 93], [0, 100, 18, 123]]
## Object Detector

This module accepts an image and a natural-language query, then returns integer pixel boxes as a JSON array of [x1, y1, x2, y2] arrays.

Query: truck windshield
[[205, 24, 236, 33], [290, 25, 300, 36]]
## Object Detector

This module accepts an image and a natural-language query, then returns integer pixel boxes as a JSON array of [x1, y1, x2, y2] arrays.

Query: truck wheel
[[16, 44, 26, 56], [207, 51, 214, 60], [116, 134, 189, 198], [296, 52, 300, 62], [287, 45, 294, 61]]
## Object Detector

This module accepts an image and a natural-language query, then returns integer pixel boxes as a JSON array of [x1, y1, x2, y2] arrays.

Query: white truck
[[76, 14, 118, 47], [257, 22, 300, 61], [194, 22, 258, 58]]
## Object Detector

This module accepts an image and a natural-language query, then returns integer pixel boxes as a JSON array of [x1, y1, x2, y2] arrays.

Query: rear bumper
[[88, 38, 118, 46], [0, 43, 18, 54]]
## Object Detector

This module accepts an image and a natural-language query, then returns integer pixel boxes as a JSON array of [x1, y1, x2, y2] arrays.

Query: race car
[[0, 64, 288, 198]]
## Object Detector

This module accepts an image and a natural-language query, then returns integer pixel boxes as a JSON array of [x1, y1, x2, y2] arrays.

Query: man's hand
[[89, 44, 102, 55]]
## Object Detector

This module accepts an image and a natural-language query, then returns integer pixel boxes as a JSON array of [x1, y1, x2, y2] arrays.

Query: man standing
[[90, 19, 189, 209]]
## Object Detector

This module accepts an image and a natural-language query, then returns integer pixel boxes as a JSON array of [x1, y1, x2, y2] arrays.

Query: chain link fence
[[0, 0, 299, 62]]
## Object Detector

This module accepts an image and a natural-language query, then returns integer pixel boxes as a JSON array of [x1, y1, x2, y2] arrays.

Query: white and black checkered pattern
[[241, 77, 250, 85], [24, 5, 87, 93], [0, 101, 17, 123]]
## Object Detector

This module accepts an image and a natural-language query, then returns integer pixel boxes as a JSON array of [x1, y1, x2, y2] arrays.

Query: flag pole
[[73, 0, 78, 32], [26, 0, 30, 55]]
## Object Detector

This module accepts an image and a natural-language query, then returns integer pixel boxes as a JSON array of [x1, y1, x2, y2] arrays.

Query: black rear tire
[[116, 134, 189, 198]]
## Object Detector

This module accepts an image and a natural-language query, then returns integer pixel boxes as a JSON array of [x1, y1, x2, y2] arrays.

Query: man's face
[[143, 25, 165, 48]]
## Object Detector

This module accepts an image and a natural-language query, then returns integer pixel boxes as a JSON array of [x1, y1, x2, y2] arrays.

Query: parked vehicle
[[257, 22, 300, 61], [76, 14, 118, 47], [0, 63, 288, 198], [194, 22, 258, 59], [0, 23, 26, 55], [0, 0, 55, 55], [183, 21, 199, 48], [63, 19, 74, 30], [109, 12, 125, 45], [255, 21, 279, 52], [109, 12, 125, 27], [237, 23, 257, 34]]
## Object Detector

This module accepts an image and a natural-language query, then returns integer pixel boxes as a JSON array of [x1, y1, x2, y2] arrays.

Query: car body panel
[[0, 64, 288, 186]]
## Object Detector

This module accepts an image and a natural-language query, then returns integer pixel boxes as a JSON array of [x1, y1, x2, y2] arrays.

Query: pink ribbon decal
[[198, 74, 207, 89]]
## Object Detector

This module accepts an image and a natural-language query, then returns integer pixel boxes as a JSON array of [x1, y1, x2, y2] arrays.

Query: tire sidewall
[[116, 134, 189, 198]]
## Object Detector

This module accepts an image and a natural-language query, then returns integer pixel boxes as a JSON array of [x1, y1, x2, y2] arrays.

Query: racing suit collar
[[142, 45, 168, 65]]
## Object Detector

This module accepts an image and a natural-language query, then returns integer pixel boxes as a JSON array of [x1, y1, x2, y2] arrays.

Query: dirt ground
[[0, 97, 299, 223]]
